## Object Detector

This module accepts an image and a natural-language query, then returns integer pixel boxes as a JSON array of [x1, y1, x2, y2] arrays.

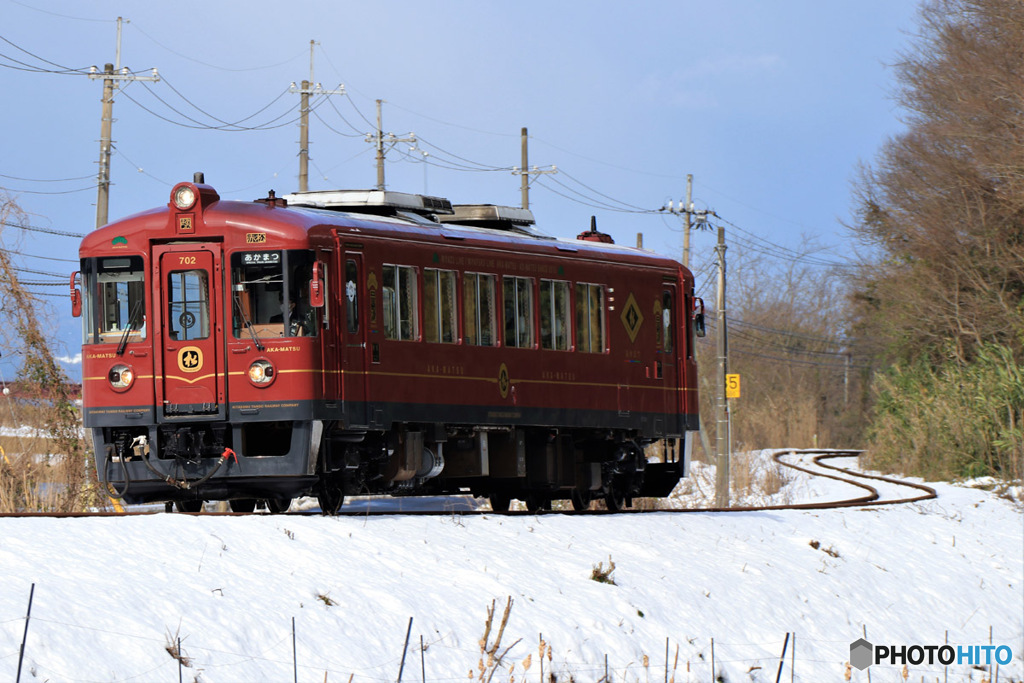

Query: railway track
[[0, 449, 936, 518]]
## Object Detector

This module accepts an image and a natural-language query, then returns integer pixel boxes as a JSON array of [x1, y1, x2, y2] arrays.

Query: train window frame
[[382, 264, 418, 341], [229, 250, 319, 339], [345, 260, 359, 334], [463, 272, 497, 347], [83, 255, 147, 345], [574, 282, 607, 353], [662, 290, 674, 353], [167, 268, 211, 342], [502, 275, 535, 349], [423, 268, 457, 344], [540, 279, 572, 351]]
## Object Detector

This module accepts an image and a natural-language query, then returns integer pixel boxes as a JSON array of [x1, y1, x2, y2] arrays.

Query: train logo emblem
[[497, 363, 510, 399], [178, 216, 194, 233], [178, 346, 203, 373], [179, 311, 196, 330], [620, 293, 644, 343]]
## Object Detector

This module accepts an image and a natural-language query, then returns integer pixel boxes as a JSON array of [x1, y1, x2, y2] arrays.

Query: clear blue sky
[[0, 0, 920, 381]]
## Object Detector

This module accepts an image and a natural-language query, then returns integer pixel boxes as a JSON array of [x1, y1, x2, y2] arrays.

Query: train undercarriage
[[95, 420, 690, 513]]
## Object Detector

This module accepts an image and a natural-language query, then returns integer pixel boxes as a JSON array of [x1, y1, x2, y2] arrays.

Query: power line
[[11, 265, 67, 278], [158, 76, 295, 129], [730, 318, 850, 348], [0, 220, 85, 238], [6, 1, 110, 23], [0, 248, 78, 264], [0, 35, 92, 74], [110, 143, 173, 186], [0, 173, 94, 183], [129, 23, 306, 72], [0, 183, 95, 196]]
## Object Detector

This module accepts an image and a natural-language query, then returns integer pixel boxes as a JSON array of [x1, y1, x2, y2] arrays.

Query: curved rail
[[0, 449, 937, 518]]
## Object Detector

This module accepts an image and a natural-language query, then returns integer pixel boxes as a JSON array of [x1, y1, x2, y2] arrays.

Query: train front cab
[[77, 183, 325, 509]]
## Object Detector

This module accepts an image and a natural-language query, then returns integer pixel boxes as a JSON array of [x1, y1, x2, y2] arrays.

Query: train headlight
[[108, 364, 135, 391], [172, 185, 197, 211], [247, 359, 275, 386]]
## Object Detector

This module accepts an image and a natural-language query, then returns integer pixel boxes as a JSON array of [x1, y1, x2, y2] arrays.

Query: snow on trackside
[[0, 450, 1021, 682]]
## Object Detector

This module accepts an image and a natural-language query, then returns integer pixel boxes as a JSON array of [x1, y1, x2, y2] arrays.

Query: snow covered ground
[[1, 450, 1021, 683]]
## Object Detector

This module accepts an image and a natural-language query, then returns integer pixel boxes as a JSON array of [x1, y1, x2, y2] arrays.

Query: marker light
[[172, 185, 197, 211], [248, 359, 275, 386], [108, 364, 135, 390]]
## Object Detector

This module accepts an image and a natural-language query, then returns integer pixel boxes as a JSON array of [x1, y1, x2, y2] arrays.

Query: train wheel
[[317, 487, 344, 516], [175, 500, 203, 513], [604, 486, 626, 512], [571, 491, 592, 511], [266, 497, 292, 514], [489, 494, 511, 512], [229, 499, 257, 513], [525, 494, 551, 513]]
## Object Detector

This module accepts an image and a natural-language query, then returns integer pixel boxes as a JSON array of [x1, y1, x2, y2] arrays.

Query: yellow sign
[[620, 293, 644, 343], [246, 232, 267, 244], [178, 346, 203, 373], [726, 373, 741, 398], [497, 363, 510, 399]]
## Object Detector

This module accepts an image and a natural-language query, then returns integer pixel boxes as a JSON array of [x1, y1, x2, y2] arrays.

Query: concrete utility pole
[[512, 127, 556, 210], [714, 224, 730, 508], [87, 16, 159, 229], [662, 174, 705, 268], [289, 40, 344, 193], [684, 174, 693, 268], [365, 100, 416, 191]]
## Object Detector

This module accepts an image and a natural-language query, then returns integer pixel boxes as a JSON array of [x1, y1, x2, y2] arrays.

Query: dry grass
[[0, 398, 99, 513]]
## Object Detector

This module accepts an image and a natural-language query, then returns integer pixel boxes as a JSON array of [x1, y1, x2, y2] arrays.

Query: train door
[[320, 249, 341, 402], [342, 252, 369, 427], [154, 245, 224, 419], [660, 284, 680, 429]]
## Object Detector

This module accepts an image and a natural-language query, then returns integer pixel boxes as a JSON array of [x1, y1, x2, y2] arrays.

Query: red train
[[74, 174, 703, 512]]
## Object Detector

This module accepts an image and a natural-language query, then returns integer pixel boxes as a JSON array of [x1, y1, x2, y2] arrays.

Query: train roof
[[80, 182, 688, 276]]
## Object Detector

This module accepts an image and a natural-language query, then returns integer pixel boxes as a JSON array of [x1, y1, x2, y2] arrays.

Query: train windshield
[[230, 249, 318, 338], [81, 255, 146, 345]]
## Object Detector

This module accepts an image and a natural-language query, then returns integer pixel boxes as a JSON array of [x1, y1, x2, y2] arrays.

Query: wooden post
[[396, 617, 413, 682], [775, 633, 790, 683], [15, 583, 35, 683]]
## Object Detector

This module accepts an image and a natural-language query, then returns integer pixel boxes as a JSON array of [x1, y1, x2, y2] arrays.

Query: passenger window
[[382, 264, 418, 341], [502, 276, 534, 348], [463, 273, 496, 346], [423, 268, 457, 343], [575, 283, 606, 353], [540, 279, 571, 350]]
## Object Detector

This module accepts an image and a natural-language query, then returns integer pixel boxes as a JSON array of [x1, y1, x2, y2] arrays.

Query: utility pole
[[289, 40, 344, 193], [511, 127, 556, 210], [684, 173, 693, 268], [662, 174, 705, 268], [365, 100, 416, 191], [714, 223, 730, 508], [87, 16, 159, 229]]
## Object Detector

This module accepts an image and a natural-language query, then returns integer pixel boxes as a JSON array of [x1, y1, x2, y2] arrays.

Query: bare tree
[[848, 0, 1024, 365]]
